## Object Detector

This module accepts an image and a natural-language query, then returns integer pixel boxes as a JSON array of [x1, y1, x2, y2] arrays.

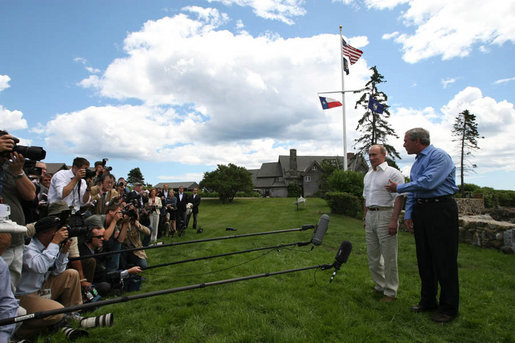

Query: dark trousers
[[412, 198, 459, 316], [186, 212, 198, 229]]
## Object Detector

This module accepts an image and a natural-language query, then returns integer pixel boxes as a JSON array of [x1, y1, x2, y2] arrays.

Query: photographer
[[84, 200, 127, 272], [89, 173, 119, 215], [47, 157, 92, 212], [15, 216, 82, 339], [120, 202, 150, 269], [78, 225, 141, 296], [0, 130, 36, 288]]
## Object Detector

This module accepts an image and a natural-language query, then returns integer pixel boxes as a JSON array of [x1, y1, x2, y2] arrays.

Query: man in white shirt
[[362, 145, 405, 302], [47, 157, 92, 212]]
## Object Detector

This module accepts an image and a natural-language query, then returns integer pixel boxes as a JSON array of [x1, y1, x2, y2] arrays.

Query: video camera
[[0, 136, 46, 161]]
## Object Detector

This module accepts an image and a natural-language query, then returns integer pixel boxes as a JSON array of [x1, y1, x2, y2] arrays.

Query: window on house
[[312, 165, 317, 171], [305, 176, 312, 182]]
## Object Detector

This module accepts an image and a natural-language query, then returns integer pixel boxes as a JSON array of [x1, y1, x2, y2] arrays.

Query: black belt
[[415, 195, 453, 205], [367, 207, 393, 211]]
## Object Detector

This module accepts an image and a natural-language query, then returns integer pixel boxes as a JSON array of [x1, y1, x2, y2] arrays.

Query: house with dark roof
[[249, 149, 368, 197], [154, 182, 199, 191]]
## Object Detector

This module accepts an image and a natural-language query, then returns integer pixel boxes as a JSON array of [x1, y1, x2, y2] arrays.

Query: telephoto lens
[[80, 313, 114, 328]]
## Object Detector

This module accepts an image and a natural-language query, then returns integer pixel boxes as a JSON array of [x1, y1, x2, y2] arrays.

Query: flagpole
[[339, 25, 348, 171]]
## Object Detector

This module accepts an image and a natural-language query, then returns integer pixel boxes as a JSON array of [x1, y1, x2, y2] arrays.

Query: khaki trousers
[[17, 269, 82, 338], [365, 209, 399, 297]]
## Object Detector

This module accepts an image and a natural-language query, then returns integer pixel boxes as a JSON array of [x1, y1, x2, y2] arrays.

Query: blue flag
[[368, 97, 384, 114]]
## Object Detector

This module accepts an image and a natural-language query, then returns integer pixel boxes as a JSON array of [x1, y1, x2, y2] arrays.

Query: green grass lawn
[[46, 198, 514, 342]]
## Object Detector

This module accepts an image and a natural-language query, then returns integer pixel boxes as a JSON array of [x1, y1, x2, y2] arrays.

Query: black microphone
[[311, 214, 329, 246], [329, 241, 352, 283]]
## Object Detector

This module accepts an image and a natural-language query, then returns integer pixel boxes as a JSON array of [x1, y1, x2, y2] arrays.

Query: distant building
[[249, 149, 368, 197], [45, 163, 69, 175], [154, 182, 199, 191]]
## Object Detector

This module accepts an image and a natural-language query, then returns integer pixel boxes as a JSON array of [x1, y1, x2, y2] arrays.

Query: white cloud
[[441, 77, 457, 88], [74, 56, 101, 74], [391, 87, 515, 174], [0, 106, 28, 131], [0, 75, 10, 92], [364, 0, 408, 10], [206, 0, 306, 25], [494, 76, 515, 85], [54, 9, 373, 168], [382, 32, 399, 40], [378, 0, 515, 63]]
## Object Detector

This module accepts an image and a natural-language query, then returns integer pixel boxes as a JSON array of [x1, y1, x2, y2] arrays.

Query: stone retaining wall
[[455, 198, 485, 215], [459, 215, 515, 253]]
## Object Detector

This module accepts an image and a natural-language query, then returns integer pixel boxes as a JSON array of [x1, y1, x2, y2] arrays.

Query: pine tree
[[354, 66, 400, 160], [127, 167, 145, 186], [452, 109, 482, 197]]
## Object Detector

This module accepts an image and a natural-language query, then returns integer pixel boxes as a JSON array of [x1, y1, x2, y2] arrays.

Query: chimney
[[290, 149, 297, 171]]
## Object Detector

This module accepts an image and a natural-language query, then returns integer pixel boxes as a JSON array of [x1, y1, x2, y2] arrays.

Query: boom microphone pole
[[143, 240, 312, 270], [0, 263, 333, 326], [69, 216, 329, 261]]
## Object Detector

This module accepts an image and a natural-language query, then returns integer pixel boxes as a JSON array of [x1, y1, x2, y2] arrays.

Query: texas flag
[[319, 96, 342, 110]]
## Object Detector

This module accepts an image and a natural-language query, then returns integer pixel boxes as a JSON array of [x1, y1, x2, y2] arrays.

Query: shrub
[[326, 170, 364, 198], [287, 183, 302, 198], [326, 191, 362, 218]]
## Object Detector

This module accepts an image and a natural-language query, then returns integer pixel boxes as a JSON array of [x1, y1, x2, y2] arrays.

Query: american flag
[[342, 38, 363, 65]]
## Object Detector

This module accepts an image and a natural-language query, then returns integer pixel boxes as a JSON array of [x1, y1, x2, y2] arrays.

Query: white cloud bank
[[0, 75, 28, 132], [207, 0, 306, 25], [391, 87, 515, 173], [41, 8, 514, 179], [46, 8, 371, 168], [375, 0, 515, 63]]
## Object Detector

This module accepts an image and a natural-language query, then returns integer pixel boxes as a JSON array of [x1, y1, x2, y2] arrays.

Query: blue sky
[[1, 0, 514, 190]]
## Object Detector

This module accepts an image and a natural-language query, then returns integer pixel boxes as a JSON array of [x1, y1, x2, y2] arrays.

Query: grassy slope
[[46, 198, 514, 343]]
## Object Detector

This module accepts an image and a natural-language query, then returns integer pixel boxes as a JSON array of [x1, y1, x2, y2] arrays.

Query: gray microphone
[[330, 241, 352, 283], [311, 214, 329, 246]]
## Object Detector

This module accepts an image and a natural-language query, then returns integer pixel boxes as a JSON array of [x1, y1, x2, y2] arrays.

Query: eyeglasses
[[92, 235, 104, 239]]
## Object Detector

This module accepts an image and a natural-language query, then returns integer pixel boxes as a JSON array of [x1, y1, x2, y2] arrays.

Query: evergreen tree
[[452, 109, 482, 197], [127, 167, 145, 186], [354, 66, 400, 160]]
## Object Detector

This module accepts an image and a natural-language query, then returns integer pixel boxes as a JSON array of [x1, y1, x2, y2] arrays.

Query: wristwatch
[[15, 171, 25, 179]]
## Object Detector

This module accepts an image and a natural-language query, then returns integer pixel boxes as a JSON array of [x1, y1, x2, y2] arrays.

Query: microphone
[[329, 241, 352, 283], [311, 214, 329, 246]]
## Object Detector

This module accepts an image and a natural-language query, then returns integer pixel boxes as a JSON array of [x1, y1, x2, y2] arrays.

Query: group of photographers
[[0, 130, 167, 342]]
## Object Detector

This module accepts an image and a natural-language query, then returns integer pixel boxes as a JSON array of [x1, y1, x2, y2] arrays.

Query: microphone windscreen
[[312, 214, 329, 246], [335, 241, 352, 264]]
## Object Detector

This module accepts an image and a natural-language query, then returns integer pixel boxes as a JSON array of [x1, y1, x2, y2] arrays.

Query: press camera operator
[[84, 200, 128, 272], [79, 217, 141, 296], [15, 216, 82, 338], [0, 130, 37, 288], [47, 156, 92, 212], [120, 202, 150, 269], [89, 173, 119, 215]]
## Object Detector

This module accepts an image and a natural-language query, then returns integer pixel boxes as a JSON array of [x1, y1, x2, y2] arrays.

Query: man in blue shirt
[[385, 128, 459, 323]]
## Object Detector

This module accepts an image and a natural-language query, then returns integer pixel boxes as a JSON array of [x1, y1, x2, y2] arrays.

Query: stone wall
[[459, 215, 515, 253], [455, 198, 485, 215]]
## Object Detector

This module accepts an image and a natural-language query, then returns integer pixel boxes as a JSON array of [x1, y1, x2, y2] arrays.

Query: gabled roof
[[45, 163, 68, 175], [278, 155, 345, 173], [256, 162, 282, 177], [154, 182, 199, 190]]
